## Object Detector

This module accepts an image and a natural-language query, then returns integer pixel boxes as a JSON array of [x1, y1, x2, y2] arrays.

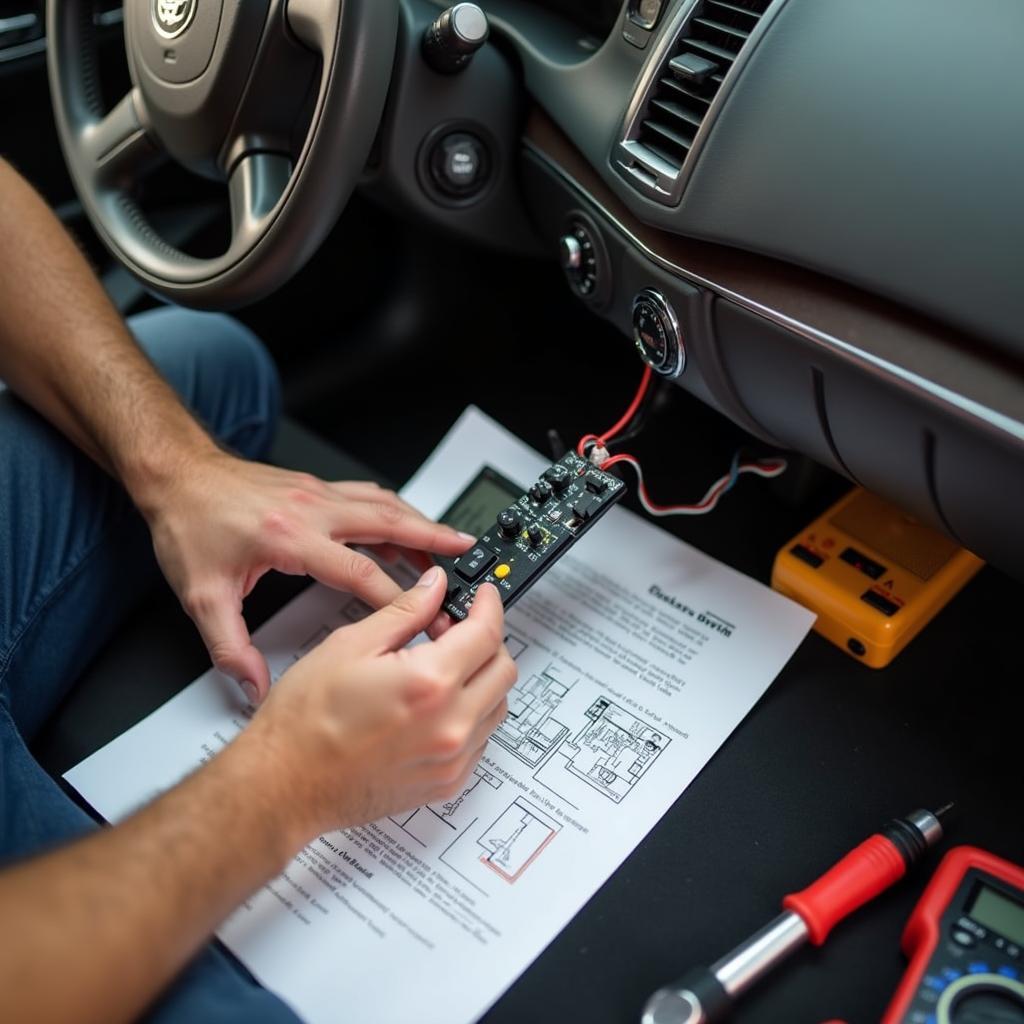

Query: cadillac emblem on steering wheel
[[152, 0, 197, 38]]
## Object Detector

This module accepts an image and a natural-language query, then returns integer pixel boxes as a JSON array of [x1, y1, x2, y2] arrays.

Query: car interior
[[3, 0, 1023, 1019]]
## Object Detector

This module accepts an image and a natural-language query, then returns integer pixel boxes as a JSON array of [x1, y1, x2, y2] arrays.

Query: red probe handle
[[783, 833, 907, 945]]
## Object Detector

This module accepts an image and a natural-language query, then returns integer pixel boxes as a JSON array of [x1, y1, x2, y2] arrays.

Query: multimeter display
[[970, 885, 1024, 946]]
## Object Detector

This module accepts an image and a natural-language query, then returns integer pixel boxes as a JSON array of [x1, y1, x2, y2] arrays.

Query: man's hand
[[141, 449, 475, 704], [241, 568, 516, 842]]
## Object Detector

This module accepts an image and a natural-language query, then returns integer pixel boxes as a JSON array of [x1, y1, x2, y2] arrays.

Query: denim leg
[[0, 703, 301, 1024], [0, 306, 280, 740], [0, 306, 300, 1022]]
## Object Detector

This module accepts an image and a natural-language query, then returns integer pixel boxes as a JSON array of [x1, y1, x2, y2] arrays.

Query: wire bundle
[[576, 368, 788, 518]]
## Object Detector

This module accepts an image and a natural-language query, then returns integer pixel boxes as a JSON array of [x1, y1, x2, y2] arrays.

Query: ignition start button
[[429, 132, 489, 198]]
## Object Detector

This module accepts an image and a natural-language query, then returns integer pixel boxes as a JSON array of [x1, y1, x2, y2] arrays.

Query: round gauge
[[632, 289, 685, 378]]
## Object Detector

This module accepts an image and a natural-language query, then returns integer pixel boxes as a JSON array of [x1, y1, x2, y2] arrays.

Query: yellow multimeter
[[771, 488, 984, 668]]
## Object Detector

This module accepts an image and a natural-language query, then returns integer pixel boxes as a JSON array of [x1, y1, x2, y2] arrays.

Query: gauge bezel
[[632, 288, 685, 378]]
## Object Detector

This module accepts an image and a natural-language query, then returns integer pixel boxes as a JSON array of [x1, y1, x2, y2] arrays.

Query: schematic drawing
[[491, 664, 574, 768], [534, 698, 668, 804], [389, 765, 502, 848], [476, 798, 560, 884], [437, 795, 560, 893], [504, 631, 528, 661]]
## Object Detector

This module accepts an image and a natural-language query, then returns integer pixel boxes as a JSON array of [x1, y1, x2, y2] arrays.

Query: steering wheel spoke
[[228, 152, 292, 245], [286, 0, 341, 54], [82, 90, 163, 189]]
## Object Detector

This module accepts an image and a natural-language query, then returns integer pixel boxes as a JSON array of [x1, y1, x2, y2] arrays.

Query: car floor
[[232, 201, 1024, 1021], [40, 196, 1024, 1021]]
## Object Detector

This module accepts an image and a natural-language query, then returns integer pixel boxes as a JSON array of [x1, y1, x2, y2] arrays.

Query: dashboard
[[7, 0, 1021, 577], [523, 0, 624, 38], [389, 0, 1024, 580]]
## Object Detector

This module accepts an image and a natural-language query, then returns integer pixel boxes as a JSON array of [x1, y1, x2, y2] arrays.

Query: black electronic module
[[441, 452, 626, 621]]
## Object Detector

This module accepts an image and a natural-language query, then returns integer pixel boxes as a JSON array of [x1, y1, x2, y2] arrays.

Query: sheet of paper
[[66, 406, 814, 1024]]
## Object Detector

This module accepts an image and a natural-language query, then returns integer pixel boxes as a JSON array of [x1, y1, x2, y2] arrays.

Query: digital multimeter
[[771, 488, 983, 668], [882, 846, 1024, 1024]]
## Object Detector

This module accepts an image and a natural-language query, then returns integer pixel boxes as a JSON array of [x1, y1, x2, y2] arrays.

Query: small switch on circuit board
[[529, 480, 553, 504], [571, 493, 602, 523]]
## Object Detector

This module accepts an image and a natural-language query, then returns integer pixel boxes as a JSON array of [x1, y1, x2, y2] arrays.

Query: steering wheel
[[47, 0, 398, 308]]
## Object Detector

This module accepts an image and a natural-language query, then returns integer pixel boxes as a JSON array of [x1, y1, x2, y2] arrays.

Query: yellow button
[[494, 564, 511, 580]]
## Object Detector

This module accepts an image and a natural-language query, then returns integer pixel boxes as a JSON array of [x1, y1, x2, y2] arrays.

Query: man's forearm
[[0, 730, 304, 1024], [0, 160, 216, 502]]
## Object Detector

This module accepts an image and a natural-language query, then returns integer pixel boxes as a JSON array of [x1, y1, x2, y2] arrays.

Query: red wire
[[577, 366, 653, 456], [599, 365, 652, 445]]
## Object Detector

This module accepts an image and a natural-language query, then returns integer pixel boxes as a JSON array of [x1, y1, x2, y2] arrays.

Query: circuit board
[[442, 452, 626, 621]]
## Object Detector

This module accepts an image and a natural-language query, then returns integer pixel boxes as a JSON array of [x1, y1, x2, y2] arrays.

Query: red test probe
[[642, 805, 953, 1024]]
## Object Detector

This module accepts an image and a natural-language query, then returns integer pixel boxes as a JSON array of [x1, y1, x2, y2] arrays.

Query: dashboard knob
[[423, 3, 489, 74], [559, 234, 583, 273]]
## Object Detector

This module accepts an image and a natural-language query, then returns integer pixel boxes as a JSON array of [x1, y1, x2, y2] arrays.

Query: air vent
[[617, 0, 775, 205]]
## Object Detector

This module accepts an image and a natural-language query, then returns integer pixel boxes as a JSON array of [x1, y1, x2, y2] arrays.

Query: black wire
[[603, 378, 666, 450]]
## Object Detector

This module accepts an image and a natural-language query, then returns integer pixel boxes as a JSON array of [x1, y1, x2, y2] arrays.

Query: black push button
[[543, 465, 571, 493], [790, 544, 823, 568], [585, 475, 609, 495], [840, 546, 887, 580], [455, 547, 496, 583], [861, 589, 900, 616], [527, 523, 544, 547], [497, 508, 522, 538]]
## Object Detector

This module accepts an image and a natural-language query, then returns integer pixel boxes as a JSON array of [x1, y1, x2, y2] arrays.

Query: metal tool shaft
[[711, 910, 809, 997]]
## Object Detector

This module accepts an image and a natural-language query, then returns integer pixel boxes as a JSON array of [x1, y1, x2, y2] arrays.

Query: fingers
[[367, 544, 435, 574], [465, 692, 510, 752], [394, 547, 437, 574], [425, 610, 453, 640], [325, 500, 474, 557], [183, 582, 272, 704], [452, 646, 517, 736], [369, 543, 404, 566], [343, 566, 448, 655], [301, 538, 404, 610], [424, 741, 492, 804], [424, 582, 506, 682], [327, 482, 444, 525]]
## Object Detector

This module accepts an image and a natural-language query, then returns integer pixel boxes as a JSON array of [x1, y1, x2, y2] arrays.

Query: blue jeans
[[0, 306, 301, 1023]]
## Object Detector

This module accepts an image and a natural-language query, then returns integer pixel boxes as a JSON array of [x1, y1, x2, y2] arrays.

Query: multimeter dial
[[937, 974, 1024, 1023]]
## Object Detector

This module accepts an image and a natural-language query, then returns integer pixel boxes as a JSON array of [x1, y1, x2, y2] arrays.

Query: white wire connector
[[588, 444, 611, 467]]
